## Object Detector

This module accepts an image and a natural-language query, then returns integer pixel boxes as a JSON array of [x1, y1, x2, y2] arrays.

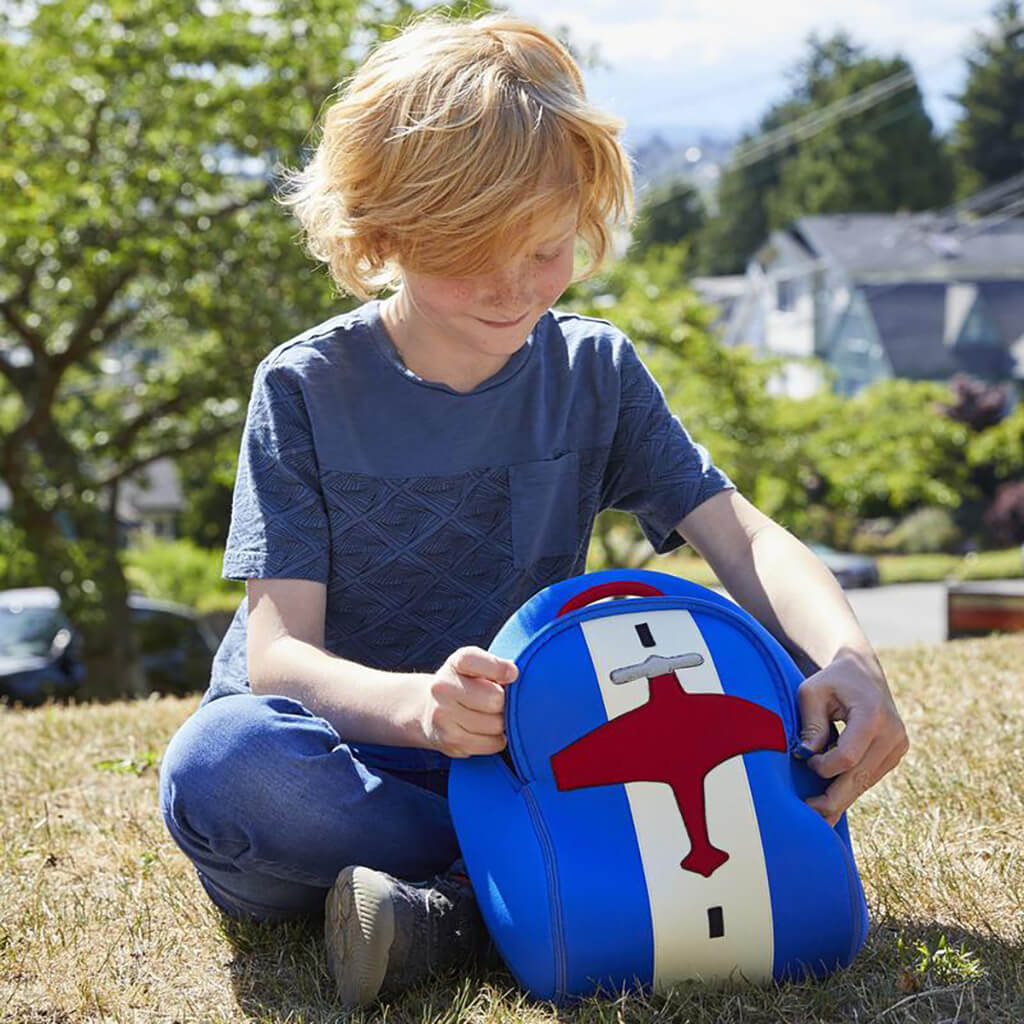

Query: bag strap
[[556, 580, 664, 616]]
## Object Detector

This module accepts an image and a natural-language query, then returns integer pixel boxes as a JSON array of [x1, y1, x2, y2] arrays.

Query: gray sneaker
[[324, 860, 486, 1007]]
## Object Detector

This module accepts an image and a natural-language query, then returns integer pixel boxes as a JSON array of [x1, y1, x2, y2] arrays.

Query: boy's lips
[[475, 311, 530, 328]]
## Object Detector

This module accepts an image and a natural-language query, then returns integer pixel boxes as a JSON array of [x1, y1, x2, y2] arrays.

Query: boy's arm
[[676, 489, 909, 825], [246, 578, 516, 757]]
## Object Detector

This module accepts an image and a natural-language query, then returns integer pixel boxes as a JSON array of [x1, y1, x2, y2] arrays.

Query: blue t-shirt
[[207, 299, 733, 769]]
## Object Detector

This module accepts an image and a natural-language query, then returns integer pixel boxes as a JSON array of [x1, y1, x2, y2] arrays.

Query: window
[[958, 301, 1000, 346]]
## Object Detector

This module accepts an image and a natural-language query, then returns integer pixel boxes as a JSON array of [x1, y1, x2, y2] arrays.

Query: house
[[690, 276, 748, 331], [115, 458, 184, 540], [717, 213, 1024, 397], [0, 458, 184, 542]]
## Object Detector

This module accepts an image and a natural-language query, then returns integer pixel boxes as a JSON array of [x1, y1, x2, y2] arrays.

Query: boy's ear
[[370, 228, 398, 264]]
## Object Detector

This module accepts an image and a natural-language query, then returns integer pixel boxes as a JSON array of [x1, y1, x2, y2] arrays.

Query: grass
[[655, 547, 1024, 590], [119, 540, 1023, 622], [875, 548, 1024, 585], [2, 635, 1023, 1023]]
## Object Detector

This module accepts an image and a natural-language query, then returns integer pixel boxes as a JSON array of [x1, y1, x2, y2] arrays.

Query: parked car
[[807, 544, 881, 589], [0, 587, 219, 705]]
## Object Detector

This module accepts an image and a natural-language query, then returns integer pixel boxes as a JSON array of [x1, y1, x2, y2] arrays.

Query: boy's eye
[[534, 249, 560, 264]]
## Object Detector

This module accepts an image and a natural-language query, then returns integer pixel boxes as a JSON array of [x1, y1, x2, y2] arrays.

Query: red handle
[[557, 581, 664, 616]]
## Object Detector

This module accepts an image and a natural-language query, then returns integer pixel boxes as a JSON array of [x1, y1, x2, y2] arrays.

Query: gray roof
[[860, 283, 1016, 380], [790, 214, 1024, 280]]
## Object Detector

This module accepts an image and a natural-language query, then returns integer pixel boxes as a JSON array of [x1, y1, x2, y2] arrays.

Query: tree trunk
[[9, 478, 145, 701]]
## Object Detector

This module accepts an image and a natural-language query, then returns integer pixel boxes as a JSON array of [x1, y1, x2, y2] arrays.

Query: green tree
[[176, 430, 243, 550], [803, 379, 972, 523], [767, 52, 954, 225], [699, 33, 953, 274], [697, 97, 804, 275], [629, 180, 706, 263], [0, 0, 461, 695], [952, 0, 1024, 194]]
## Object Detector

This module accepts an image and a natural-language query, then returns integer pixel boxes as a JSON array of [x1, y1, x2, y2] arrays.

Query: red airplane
[[550, 654, 786, 878]]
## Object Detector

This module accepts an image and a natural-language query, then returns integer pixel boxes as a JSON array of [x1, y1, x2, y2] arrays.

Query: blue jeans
[[158, 693, 461, 921]]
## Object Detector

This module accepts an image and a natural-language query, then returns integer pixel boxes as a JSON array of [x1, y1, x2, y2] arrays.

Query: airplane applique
[[550, 650, 786, 878]]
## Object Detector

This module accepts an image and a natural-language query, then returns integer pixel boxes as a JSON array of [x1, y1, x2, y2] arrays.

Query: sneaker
[[324, 860, 486, 1007]]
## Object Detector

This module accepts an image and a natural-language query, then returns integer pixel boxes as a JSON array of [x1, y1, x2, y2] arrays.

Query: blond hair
[[278, 13, 634, 299]]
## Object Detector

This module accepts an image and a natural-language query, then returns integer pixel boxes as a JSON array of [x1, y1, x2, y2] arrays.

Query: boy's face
[[398, 208, 578, 360]]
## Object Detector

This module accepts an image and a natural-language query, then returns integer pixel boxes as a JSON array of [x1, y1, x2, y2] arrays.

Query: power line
[[637, 11, 1024, 215], [729, 70, 917, 169]]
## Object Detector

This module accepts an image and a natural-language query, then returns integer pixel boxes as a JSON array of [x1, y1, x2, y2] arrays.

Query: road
[[843, 582, 947, 650], [709, 581, 949, 649]]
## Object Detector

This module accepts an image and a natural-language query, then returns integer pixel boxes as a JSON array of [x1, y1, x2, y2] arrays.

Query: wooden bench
[[947, 580, 1024, 639]]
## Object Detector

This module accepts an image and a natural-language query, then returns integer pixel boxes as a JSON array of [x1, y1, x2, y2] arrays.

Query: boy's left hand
[[795, 650, 909, 825]]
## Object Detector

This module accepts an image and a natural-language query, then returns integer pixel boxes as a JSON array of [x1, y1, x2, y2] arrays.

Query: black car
[[808, 544, 881, 589], [0, 587, 220, 705]]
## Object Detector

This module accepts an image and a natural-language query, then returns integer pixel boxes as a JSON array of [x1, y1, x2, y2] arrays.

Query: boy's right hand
[[419, 646, 518, 758]]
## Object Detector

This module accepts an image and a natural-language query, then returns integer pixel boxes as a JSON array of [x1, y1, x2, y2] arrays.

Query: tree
[[699, 33, 953, 274], [176, 429, 243, 549], [802, 379, 972, 522], [629, 180, 706, 263], [952, 0, 1024, 194], [767, 52, 954, 225], [0, 0, 473, 694], [697, 97, 804, 275]]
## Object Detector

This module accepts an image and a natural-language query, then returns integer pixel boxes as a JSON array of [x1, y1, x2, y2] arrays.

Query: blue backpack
[[448, 569, 869, 1001]]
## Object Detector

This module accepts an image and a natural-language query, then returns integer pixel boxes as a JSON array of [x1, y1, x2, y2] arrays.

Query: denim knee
[[160, 694, 335, 859], [158, 691, 459, 888]]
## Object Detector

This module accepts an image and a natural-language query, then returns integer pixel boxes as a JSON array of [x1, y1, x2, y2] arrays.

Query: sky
[[505, 0, 1002, 145]]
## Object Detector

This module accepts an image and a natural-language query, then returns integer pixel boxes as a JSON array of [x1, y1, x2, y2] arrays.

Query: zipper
[[522, 783, 568, 1000], [508, 594, 801, 779], [504, 590, 809, 993]]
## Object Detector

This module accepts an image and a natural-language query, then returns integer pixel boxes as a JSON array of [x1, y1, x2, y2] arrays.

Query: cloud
[[514, 0, 992, 65], [507, 0, 996, 133]]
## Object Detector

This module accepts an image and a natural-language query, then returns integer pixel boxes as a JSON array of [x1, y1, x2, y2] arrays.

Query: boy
[[159, 13, 908, 1009]]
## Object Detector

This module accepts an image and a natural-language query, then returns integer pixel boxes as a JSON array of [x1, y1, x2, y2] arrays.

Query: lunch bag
[[448, 569, 869, 1001]]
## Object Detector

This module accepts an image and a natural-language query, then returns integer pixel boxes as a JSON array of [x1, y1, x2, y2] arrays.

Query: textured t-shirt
[[206, 299, 734, 770]]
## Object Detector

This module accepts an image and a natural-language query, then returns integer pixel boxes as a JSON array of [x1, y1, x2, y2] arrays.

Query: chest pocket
[[508, 452, 579, 569]]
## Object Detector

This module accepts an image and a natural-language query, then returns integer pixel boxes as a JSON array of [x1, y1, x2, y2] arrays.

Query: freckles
[[449, 280, 475, 302]]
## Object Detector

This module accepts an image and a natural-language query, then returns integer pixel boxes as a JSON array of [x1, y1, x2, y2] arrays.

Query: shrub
[[938, 374, 1011, 431], [850, 517, 897, 554], [122, 538, 242, 614], [984, 481, 1024, 546], [883, 507, 962, 554]]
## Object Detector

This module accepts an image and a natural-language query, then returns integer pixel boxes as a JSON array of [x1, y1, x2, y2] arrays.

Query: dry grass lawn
[[1, 636, 1022, 1023]]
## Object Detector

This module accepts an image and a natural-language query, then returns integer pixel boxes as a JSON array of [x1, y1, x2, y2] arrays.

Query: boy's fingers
[[450, 706, 506, 738], [446, 724, 508, 758], [806, 736, 894, 825], [807, 704, 877, 780], [795, 677, 837, 757], [455, 675, 509, 715], [448, 646, 518, 684]]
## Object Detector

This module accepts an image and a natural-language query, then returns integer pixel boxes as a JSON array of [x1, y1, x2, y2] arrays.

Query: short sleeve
[[601, 342, 734, 554], [222, 361, 330, 582]]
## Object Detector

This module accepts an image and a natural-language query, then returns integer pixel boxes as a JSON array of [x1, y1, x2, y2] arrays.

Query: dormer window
[[957, 298, 1001, 347]]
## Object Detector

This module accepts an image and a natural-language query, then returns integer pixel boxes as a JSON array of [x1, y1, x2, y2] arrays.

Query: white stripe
[[580, 609, 774, 986]]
